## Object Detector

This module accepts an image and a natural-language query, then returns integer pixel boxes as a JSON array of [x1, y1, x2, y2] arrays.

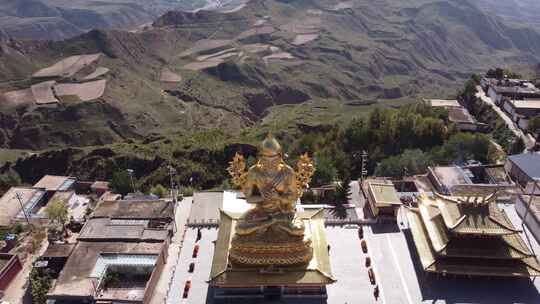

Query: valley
[[0, 0, 540, 188]]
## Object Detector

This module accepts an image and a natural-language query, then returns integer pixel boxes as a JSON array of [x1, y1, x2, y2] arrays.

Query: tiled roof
[[434, 193, 519, 235], [405, 194, 540, 277]]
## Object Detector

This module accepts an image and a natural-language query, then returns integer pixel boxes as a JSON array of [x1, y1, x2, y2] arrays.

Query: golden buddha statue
[[227, 133, 315, 266]]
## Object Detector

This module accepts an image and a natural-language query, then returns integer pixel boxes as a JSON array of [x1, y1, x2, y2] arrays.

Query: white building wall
[[488, 87, 498, 103], [518, 117, 529, 131]]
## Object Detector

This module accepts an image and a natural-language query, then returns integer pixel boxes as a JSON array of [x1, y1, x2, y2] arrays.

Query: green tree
[[45, 199, 69, 229], [438, 133, 497, 164], [30, 268, 52, 304], [509, 137, 526, 155], [334, 175, 351, 206], [150, 184, 168, 198], [375, 149, 431, 177], [471, 73, 481, 84], [110, 171, 133, 196], [0, 170, 21, 196], [528, 114, 540, 136], [312, 152, 338, 187]]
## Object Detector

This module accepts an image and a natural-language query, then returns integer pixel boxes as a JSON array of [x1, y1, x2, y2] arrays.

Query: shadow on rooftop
[[370, 222, 400, 234]]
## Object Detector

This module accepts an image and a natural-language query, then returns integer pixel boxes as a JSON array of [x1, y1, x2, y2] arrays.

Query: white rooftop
[[428, 99, 460, 108]]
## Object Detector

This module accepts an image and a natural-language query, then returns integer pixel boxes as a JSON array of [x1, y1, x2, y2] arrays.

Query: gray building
[[505, 153, 540, 190], [47, 199, 175, 304]]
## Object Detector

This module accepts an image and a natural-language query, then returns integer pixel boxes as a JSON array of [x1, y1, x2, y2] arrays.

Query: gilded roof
[[433, 193, 520, 235], [439, 234, 535, 259], [406, 196, 540, 277], [209, 209, 335, 286]]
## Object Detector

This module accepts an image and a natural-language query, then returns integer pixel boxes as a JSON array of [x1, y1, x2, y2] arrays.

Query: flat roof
[[0, 187, 45, 227], [431, 166, 471, 188], [43, 243, 76, 258], [34, 175, 75, 191], [509, 99, 540, 109], [368, 181, 401, 206], [508, 153, 540, 179], [428, 99, 460, 107], [92, 199, 174, 219], [90, 181, 109, 189], [48, 241, 163, 298], [189, 191, 224, 224], [78, 218, 169, 242]]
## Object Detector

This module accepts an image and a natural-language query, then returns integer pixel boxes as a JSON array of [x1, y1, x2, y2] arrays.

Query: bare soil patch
[[160, 68, 183, 82], [83, 67, 110, 80], [179, 40, 232, 57], [32, 53, 101, 78], [3, 88, 35, 107], [292, 33, 319, 45], [31, 80, 59, 104], [54, 79, 106, 101]]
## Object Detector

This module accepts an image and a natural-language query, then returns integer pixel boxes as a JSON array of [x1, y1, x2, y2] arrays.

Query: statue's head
[[260, 133, 282, 158]]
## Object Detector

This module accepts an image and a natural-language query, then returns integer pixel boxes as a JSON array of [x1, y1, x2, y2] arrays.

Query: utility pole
[[168, 165, 177, 199], [15, 192, 32, 230], [360, 150, 368, 183], [127, 169, 136, 193]]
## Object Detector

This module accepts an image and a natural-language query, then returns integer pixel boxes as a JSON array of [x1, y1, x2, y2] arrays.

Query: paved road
[[149, 197, 193, 304], [475, 85, 536, 150], [167, 228, 217, 304], [326, 227, 377, 304]]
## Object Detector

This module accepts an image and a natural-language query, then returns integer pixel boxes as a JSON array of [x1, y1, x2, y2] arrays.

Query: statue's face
[[259, 154, 281, 169]]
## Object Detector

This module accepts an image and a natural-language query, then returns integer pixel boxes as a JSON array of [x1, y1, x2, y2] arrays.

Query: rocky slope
[[1, 0, 540, 152]]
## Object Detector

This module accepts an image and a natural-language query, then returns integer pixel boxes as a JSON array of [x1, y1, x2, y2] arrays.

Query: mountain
[[1, 0, 540, 152], [0, 0, 184, 40], [476, 0, 540, 27]]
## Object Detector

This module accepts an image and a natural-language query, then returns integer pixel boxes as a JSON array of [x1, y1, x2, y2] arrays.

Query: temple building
[[208, 134, 335, 301], [406, 193, 540, 277]]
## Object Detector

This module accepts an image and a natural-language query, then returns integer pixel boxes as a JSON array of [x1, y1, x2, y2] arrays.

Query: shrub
[[150, 184, 168, 198]]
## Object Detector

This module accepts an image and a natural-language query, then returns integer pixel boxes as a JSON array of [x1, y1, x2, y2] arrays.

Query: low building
[[505, 152, 540, 190], [501, 98, 540, 129], [428, 99, 486, 132], [33, 175, 76, 194], [487, 84, 540, 106], [427, 164, 515, 197], [362, 179, 401, 217], [406, 193, 540, 277], [37, 244, 75, 277], [0, 187, 46, 228], [90, 181, 109, 198], [0, 253, 22, 292], [428, 99, 460, 107], [47, 198, 174, 304]]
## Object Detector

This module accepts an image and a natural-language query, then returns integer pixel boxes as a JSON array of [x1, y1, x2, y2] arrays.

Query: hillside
[[0, 0, 183, 40], [476, 0, 540, 27], [1, 0, 540, 152]]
